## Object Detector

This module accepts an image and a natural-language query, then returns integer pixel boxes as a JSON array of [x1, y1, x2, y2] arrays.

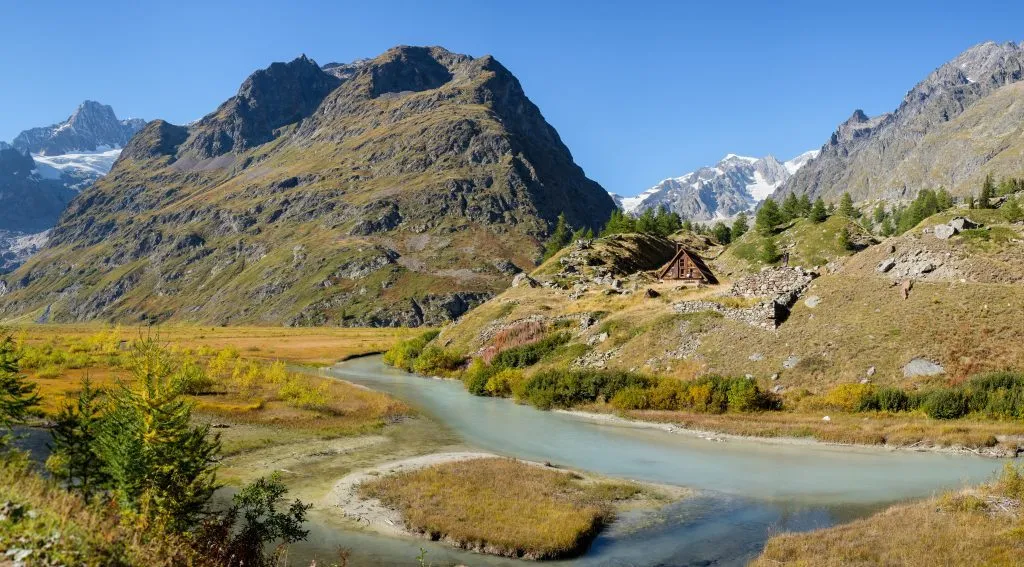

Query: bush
[[382, 330, 440, 372], [412, 346, 464, 376], [484, 369, 525, 397], [490, 333, 570, 370], [610, 386, 651, 410], [823, 383, 876, 412], [518, 368, 659, 410], [864, 387, 910, 413], [922, 389, 969, 420], [463, 359, 496, 396]]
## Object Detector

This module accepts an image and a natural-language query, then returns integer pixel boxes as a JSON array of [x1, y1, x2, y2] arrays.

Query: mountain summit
[[13, 100, 145, 156], [778, 41, 1024, 202], [0, 46, 615, 326], [614, 151, 818, 220]]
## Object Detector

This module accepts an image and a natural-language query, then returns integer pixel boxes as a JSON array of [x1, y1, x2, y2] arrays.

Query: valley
[[2, 20, 1024, 567]]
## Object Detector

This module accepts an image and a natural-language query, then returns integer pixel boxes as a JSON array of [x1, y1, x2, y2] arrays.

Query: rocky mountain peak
[[11, 100, 146, 155], [777, 39, 1024, 203], [178, 55, 342, 159]]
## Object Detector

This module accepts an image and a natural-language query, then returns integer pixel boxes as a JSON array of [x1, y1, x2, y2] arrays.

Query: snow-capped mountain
[[0, 101, 146, 271], [612, 150, 819, 221]]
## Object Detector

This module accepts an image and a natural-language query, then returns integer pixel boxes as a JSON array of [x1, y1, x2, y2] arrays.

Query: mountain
[[0, 46, 615, 326], [778, 41, 1024, 203], [12, 100, 145, 156], [613, 151, 818, 221], [0, 102, 145, 272]]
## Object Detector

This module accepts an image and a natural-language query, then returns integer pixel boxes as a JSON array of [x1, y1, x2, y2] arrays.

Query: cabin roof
[[657, 247, 718, 284]]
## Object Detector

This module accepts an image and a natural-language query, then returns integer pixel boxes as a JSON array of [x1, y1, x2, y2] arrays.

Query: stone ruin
[[672, 267, 818, 331]]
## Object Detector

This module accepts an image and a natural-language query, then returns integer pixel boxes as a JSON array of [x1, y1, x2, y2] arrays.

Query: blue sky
[[1, 0, 1022, 196]]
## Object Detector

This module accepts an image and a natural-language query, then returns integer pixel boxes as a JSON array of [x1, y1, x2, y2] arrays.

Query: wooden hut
[[658, 247, 718, 284]]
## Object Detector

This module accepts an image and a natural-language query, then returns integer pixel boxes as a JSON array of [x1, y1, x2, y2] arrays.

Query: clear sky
[[2, 0, 1022, 196]]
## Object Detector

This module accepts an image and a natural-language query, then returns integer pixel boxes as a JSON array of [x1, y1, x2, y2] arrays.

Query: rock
[[877, 258, 896, 273], [644, 288, 660, 298], [772, 385, 785, 393], [493, 259, 522, 275], [783, 355, 800, 369], [948, 217, 980, 231], [903, 357, 945, 377], [866, 365, 876, 376], [860, 378, 871, 384], [597, 332, 609, 343], [744, 374, 754, 380], [771, 373, 779, 381], [804, 295, 821, 308], [933, 224, 957, 239], [822, 415, 831, 422], [511, 273, 537, 288], [749, 353, 764, 361]]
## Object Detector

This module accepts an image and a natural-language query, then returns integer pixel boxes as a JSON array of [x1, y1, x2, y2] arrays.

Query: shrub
[[382, 330, 440, 372], [868, 387, 910, 412], [463, 359, 496, 396], [996, 462, 1024, 500], [36, 364, 65, 379], [176, 358, 216, 395], [481, 321, 547, 364], [648, 379, 688, 410], [412, 346, 464, 376], [922, 389, 969, 420], [518, 368, 658, 410], [484, 369, 525, 397], [490, 333, 570, 369], [610, 386, 651, 410], [278, 377, 328, 411], [823, 383, 876, 412]]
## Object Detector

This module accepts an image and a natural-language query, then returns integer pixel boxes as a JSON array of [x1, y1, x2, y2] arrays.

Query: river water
[[292, 356, 1011, 567]]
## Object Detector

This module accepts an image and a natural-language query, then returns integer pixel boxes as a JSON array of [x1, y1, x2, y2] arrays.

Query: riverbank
[[329, 452, 688, 560], [558, 408, 1024, 458], [752, 462, 1024, 566]]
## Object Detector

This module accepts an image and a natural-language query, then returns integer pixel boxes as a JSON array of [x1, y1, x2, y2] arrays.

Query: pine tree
[[810, 197, 828, 223], [731, 212, 749, 239], [839, 192, 857, 218], [756, 198, 784, 235], [935, 188, 953, 211], [759, 238, 780, 264], [781, 193, 801, 221], [542, 213, 572, 260], [1003, 195, 1024, 222], [96, 339, 221, 533], [880, 217, 895, 236], [711, 222, 731, 244], [0, 334, 40, 448], [601, 210, 636, 236], [873, 203, 887, 224], [798, 194, 812, 218], [838, 226, 854, 251], [654, 207, 682, 236], [47, 376, 109, 499], [979, 174, 995, 209]]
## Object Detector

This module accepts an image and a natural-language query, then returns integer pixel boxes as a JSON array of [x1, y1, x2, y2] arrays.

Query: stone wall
[[729, 267, 816, 299], [673, 299, 781, 331]]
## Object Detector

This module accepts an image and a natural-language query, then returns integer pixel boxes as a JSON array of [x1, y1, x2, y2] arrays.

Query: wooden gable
[[658, 248, 718, 284]]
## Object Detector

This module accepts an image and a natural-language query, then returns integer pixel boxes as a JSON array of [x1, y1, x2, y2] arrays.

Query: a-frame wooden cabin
[[658, 247, 718, 284]]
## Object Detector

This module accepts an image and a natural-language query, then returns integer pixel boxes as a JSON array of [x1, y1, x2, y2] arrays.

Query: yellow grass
[[753, 464, 1024, 566], [12, 324, 420, 366], [358, 458, 645, 559]]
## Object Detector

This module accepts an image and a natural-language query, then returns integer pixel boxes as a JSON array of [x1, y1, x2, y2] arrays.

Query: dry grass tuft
[[358, 458, 642, 559]]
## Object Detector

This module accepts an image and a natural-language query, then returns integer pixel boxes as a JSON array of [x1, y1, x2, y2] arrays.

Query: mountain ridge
[[0, 46, 615, 326]]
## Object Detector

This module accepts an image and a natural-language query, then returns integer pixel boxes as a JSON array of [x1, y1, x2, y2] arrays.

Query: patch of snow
[[783, 149, 820, 175], [31, 148, 121, 184], [722, 153, 759, 164], [745, 170, 781, 201]]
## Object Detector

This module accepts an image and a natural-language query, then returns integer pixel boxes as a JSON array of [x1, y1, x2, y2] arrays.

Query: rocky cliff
[[0, 46, 615, 326], [778, 41, 1024, 203]]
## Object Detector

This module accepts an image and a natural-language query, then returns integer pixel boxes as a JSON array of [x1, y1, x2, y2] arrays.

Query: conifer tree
[[810, 197, 828, 223], [781, 193, 801, 221], [601, 210, 636, 236], [542, 213, 573, 260], [711, 222, 731, 244], [0, 334, 40, 449], [839, 192, 857, 218], [756, 198, 784, 235], [759, 237, 780, 264], [798, 194, 812, 218], [979, 174, 995, 209], [96, 339, 221, 533], [731, 212, 749, 239], [47, 377, 109, 499]]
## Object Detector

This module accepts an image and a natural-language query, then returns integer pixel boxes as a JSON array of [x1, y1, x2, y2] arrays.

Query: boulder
[[903, 357, 945, 377], [804, 295, 821, 308], [783, 355, 800, 369], [933, 224, 957, 240], [509, 270, 536, 284], [644, 288, 661, 298], [948, 217, 980, 231], [877, 258, 896, 273]]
